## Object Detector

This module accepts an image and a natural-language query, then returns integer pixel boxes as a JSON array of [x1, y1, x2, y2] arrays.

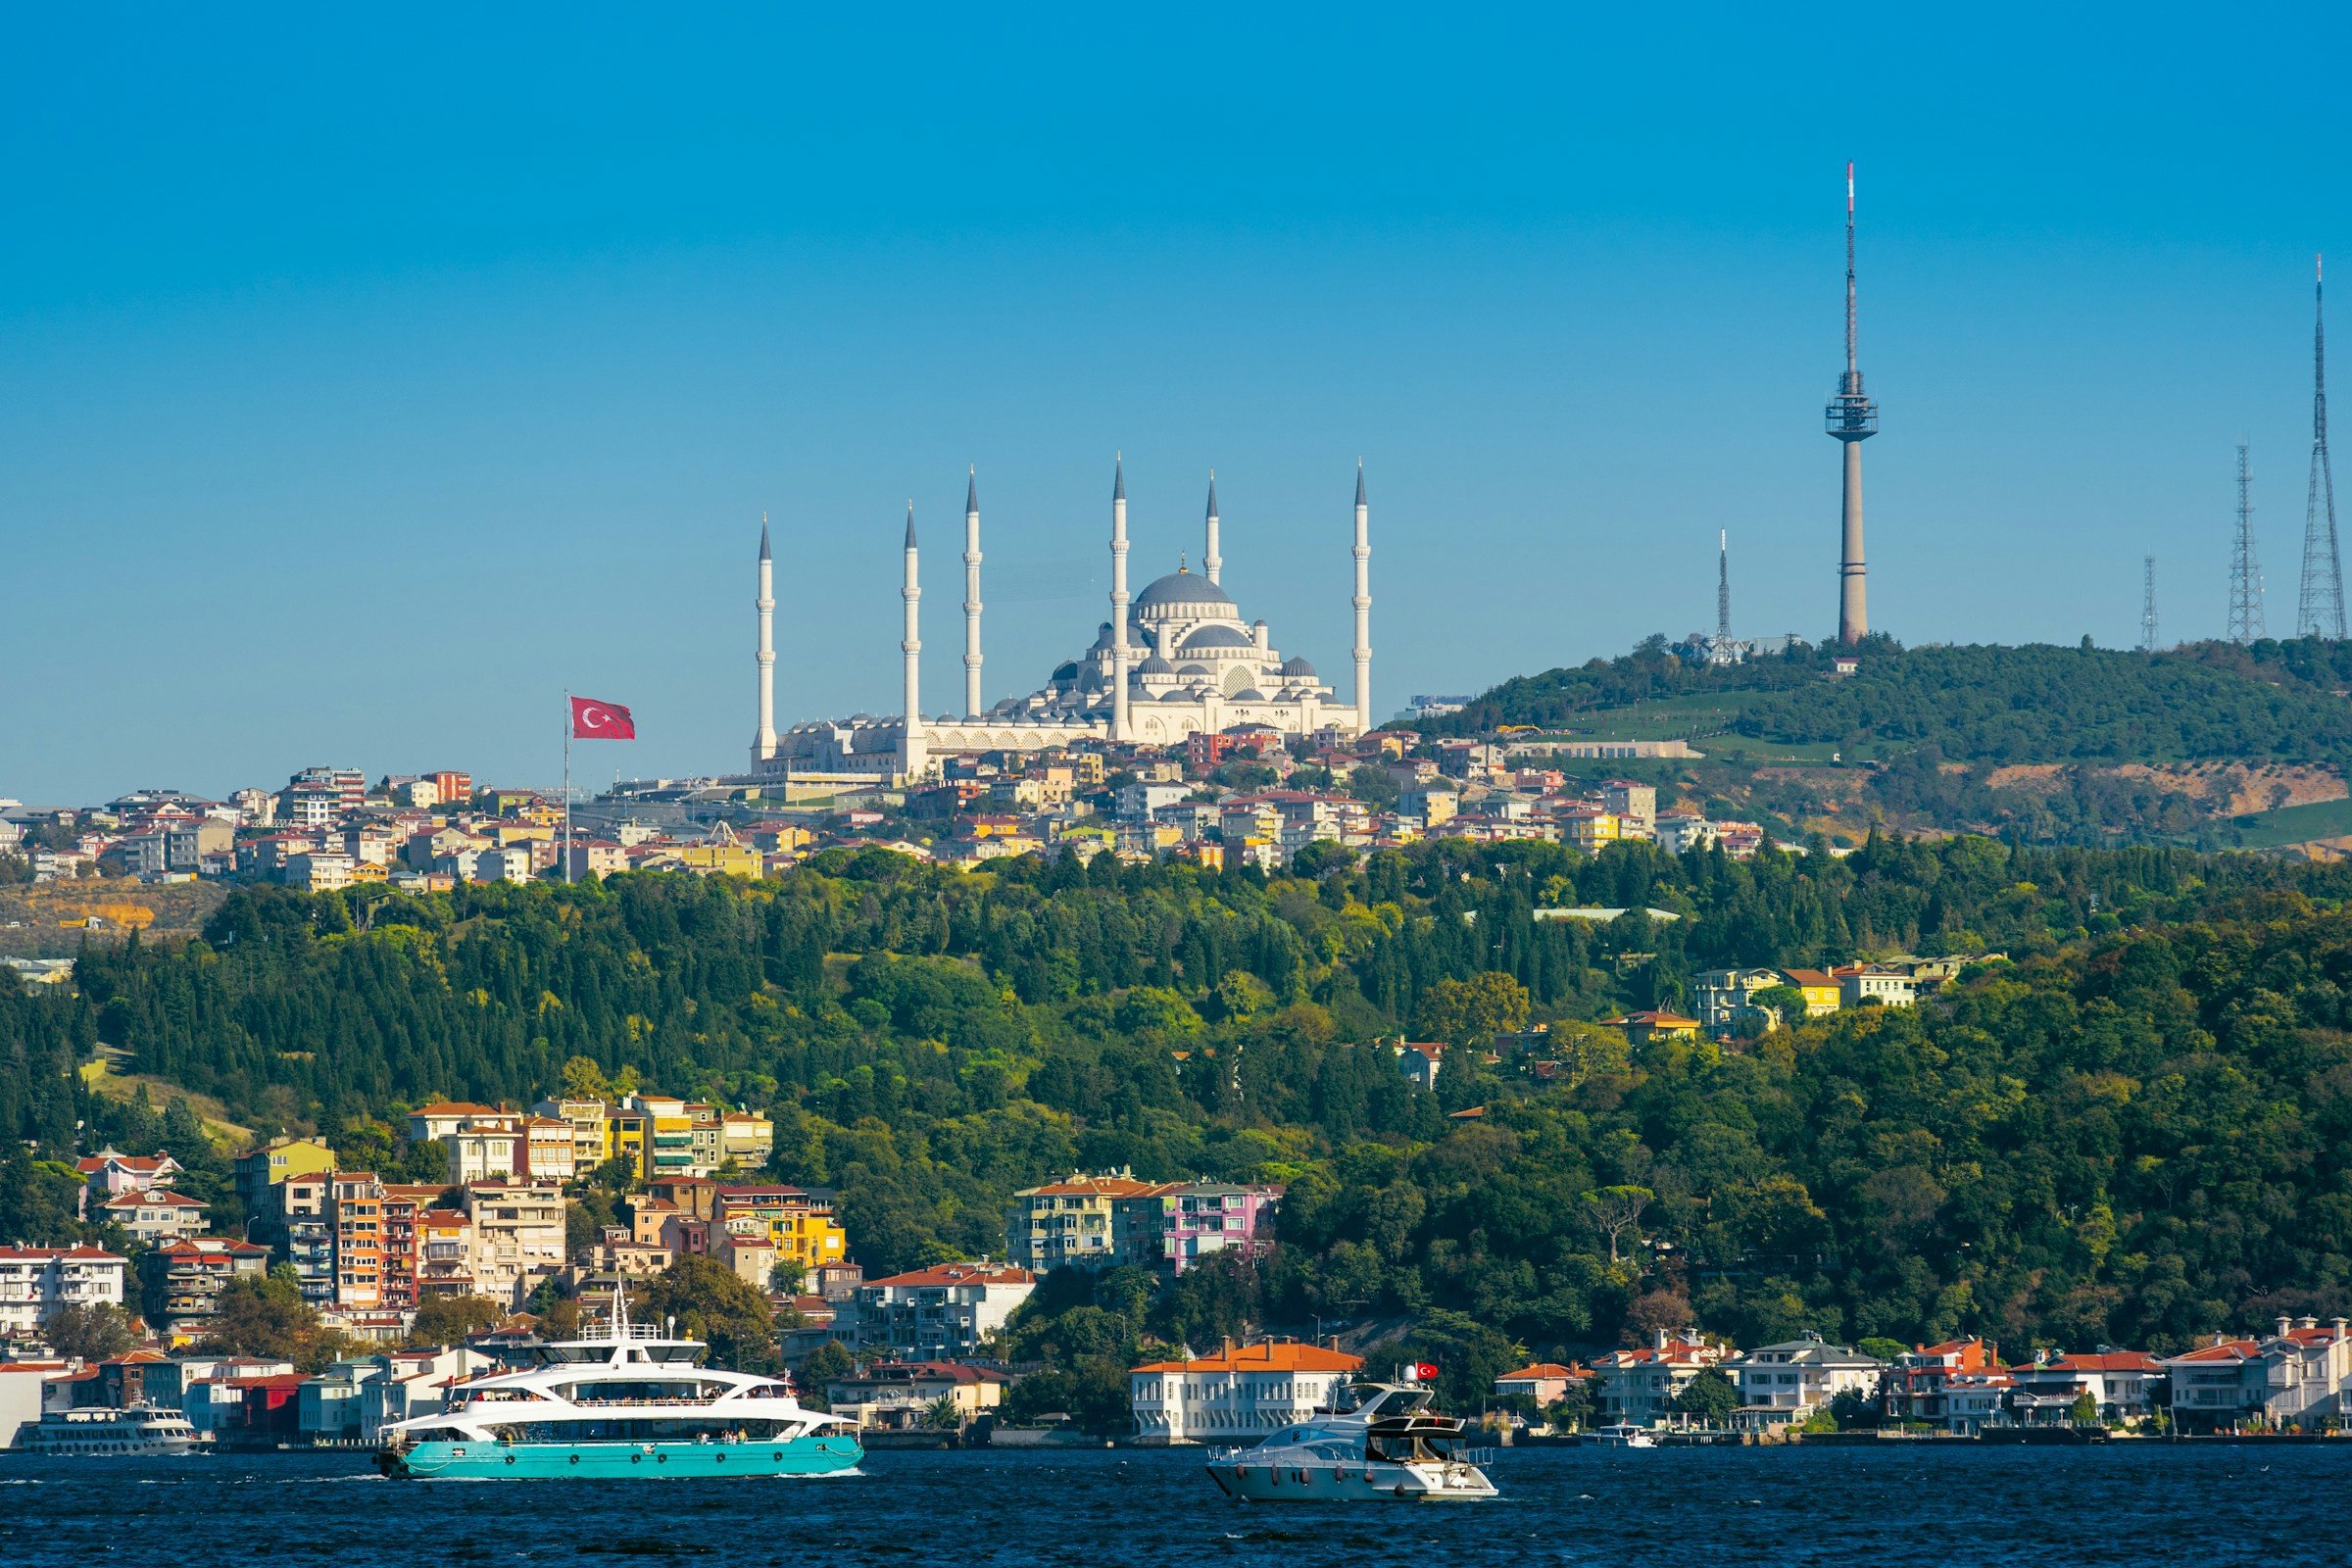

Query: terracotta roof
[[75, 1153, 176, 1175], [2047, 1350, 2161, 1371], [0, 1245, 125, 1262], [410, 1101, 501, 1117], [1020, 1177, 1178, 1199], [1133, 1341, 1364, 1376], [101, 1189, 205, 1208], [1780, 969, 1836, 987], [864, 1262, 1036, 1289], [2164, 1340, 2259, 1363], [1496, 1362, 1583, 1381]]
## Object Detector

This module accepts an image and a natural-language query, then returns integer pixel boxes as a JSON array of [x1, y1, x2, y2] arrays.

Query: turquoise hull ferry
[[378, 1286, 860, 1482], [384, 1434, 862, 1480]]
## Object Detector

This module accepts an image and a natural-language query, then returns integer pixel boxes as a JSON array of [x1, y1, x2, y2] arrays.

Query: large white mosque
[[749, 460, 1374, 785]]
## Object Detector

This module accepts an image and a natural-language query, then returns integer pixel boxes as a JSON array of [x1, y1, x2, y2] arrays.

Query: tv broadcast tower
[[2229, 442, 2265, 645], [1827, 161, 1880, 645], [2299, 255, 2345, 640]]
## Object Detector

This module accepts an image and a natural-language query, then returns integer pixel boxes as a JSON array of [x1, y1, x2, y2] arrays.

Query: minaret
[[1351, 461, 1372, 732], [1826, 160, 1879, 645], [1204, 470, 1222, 586], [1717, 528, 1732, 648], [961, 467, 983, 718], [1110, 456, 1131, 741], [900, 502, 926, 780], [753, 514, 777, 761]]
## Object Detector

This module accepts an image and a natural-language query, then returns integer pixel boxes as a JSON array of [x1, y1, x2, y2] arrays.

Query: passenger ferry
[[376, 1286, 860, 1480], [12, 1406, 207, 1456], [1204, 1373, 1497, 1501]]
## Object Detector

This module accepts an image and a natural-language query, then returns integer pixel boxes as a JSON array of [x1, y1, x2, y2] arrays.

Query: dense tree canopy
[[4, 835, 2348, 1368]]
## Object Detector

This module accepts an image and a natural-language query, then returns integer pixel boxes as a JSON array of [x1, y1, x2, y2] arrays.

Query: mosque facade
[[750, 461, 1374, 785]]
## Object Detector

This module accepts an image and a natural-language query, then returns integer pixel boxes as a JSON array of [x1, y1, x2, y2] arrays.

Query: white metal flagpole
[[563, 690, 572, 885]]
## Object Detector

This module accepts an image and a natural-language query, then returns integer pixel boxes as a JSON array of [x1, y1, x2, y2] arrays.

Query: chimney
[[2296, 1316, 2317, 1331], [1654, 1327, 1668, 1352], [2333, 1317, 2348, 1342], [2277, 1315, 2293, 1341]]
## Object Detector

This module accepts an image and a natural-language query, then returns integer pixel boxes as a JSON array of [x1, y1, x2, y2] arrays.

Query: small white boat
[[1587, 1423, 1658, 1448], [1204, 1376, 1497, 1501], [12, 1406, 207, 1456]]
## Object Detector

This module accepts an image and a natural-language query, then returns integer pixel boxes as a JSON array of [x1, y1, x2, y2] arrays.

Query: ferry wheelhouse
[[376, 1286, 859, 1480]]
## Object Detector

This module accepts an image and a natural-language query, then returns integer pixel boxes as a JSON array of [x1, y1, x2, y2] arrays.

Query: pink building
[[1152, 1183, 1282, 1275]]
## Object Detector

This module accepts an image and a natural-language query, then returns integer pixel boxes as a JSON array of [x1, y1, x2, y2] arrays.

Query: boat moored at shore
[[11, 1406, 208, 1456], [375, 1286, 859, 1480], [1204, 1375, 1496, 1501]]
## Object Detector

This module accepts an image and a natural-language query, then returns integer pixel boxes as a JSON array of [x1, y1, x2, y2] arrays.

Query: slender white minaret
[[753, 514, 777, 760], [1203, 470, 1222, 586], [1351, 462, 1372, 732], [1110, 455, 1131, 741], [901, 502, 926, 780], [961, 467, 983, 718]]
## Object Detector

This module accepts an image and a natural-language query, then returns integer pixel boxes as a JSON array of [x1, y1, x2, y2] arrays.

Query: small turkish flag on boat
[[570, 697, 636, 740]]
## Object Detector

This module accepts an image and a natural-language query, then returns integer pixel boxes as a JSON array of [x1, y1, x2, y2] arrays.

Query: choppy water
[[0, 1443, 2343, 1565]]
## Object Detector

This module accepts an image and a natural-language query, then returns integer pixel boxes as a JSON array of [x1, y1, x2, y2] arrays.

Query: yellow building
[[1561, 811, 1622, 854], [604, 1107, 651, 1178], [1777, 969, 1844, 1017], [1600, 1009, 1704, 1049], [676, 843, 761, 878]]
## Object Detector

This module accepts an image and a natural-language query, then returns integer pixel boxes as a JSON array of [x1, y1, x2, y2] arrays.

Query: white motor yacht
[[1587, 1423, 1658, 1447], [1204, 1376, 1497, 1501]]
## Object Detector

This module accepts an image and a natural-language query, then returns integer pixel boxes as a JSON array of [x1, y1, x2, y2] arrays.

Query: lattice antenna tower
[[1717, 528, 1732, 644], [2229, 441, 2265, 644], [2140, 556, 2158, 652], [2299, 255, 2345, 638]]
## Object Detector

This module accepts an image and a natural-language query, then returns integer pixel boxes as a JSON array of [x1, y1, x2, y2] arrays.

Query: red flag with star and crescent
[[570, 697, 636, 740]]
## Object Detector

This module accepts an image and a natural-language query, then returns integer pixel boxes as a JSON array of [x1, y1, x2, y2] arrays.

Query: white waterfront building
[[1129, 1340, 1366, 1445], [749, 462, 1376, 786]]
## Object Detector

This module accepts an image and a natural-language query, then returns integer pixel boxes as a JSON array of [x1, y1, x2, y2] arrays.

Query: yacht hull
[[1206, 1458, 1496, 1501], [381, 1435, 862, 1480]]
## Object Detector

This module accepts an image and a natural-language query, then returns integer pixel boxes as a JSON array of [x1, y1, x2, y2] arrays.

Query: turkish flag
[[570, 697, 636, 740]]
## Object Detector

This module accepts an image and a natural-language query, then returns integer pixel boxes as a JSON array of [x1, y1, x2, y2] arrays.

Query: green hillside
[[1430, 637, 2352, 768], [11, 842, 2352, 1395]]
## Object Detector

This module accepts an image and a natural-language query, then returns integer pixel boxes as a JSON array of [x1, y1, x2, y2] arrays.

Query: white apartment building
[[845, 1262, 1035, 1360], [0, 1246, 128, 1338], [1589, 1332, 1727, 1427], [284, 850, 356, 891], [460, 1181, 566, 1308], [1724, 1333, 1886, 1429], [1130, 1341, 1365, 1444]]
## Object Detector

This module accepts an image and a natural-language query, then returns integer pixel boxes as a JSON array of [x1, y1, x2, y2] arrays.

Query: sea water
[[0, 1443, 2340, 1565]]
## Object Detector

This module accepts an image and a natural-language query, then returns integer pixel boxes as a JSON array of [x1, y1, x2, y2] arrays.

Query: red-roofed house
[[1493, 1362, 1588, 1405], [98, 1187, 209, 1244], [847, 1262, 1036, 1360], [2004, 1349, 2163, 1427], [1589, 1331, 1726, 1428], [2162, 1318, 2352, 1432], [152, 1236, 270, 1339], [74, 1150, 184, 1215], [1131, 1340, 1366, 1444], [1883, 1337, 2004, 1428]]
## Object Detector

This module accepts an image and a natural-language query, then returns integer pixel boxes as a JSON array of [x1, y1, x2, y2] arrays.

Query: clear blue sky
[[5, 6, 2348, 803]]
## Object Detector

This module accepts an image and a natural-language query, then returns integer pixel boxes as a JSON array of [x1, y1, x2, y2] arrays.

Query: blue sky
[[5, 6, 2349, 803]]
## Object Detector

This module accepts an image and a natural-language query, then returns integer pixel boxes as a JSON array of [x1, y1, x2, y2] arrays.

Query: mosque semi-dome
[[1177, 623, 1255, 652], [1280, 655, 1318, 677]]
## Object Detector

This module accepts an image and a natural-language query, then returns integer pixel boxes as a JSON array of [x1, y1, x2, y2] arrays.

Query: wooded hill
[[7, 837, 2352, 1387], [1416, 637, 2352, 848]]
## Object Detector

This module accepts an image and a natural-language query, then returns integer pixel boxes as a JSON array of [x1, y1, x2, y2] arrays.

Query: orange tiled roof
[[1133, 1341, 1364, 1376]]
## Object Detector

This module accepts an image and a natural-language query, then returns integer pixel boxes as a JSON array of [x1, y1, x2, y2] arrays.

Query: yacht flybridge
[[1204, 1374, 1497, 1501], [376, 1283, 860, 1480]]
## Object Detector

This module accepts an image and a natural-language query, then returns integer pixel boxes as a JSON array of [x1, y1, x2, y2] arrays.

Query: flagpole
[[563, 689, 572, 886]]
